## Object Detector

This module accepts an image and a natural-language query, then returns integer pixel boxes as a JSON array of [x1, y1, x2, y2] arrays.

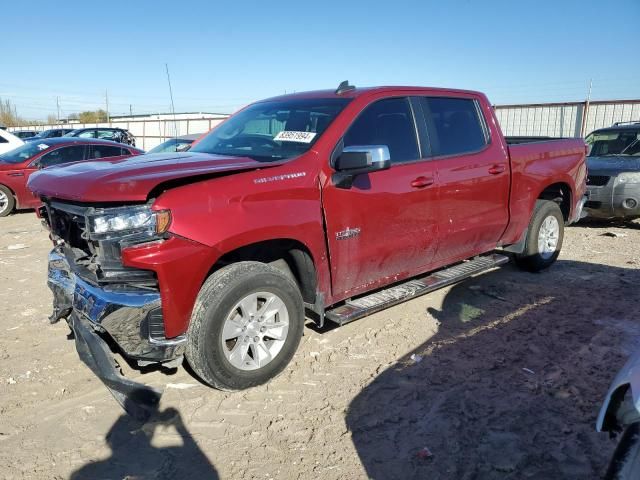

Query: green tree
[[78, 109, 108, 123]]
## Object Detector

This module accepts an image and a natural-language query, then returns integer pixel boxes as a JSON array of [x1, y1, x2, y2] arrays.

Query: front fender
[[597, 350, 640, 432], [152, 159, 332, 303]]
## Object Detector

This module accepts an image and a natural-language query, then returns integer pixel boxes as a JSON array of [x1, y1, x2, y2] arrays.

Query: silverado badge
[[336, 227, 361, 240]]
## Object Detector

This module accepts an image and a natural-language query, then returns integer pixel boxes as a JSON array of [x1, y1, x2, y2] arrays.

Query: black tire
[[606, 422, 640, 480], [0, 185, 15, 217], [186, 261, 304, 391], [514, 200, 564, 272]]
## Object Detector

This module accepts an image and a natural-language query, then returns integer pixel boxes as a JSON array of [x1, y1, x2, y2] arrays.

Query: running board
[[325, 253, 509, 326]]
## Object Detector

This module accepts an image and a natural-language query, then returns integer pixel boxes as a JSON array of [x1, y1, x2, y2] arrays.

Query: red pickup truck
[[29, 83, 587, 415]]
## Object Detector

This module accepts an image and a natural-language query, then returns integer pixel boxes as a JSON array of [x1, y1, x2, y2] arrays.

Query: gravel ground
[[0, 212, 639, 479]]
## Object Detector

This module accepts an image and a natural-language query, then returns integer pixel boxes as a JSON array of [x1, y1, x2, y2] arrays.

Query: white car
[[0, 129, 24, 155]]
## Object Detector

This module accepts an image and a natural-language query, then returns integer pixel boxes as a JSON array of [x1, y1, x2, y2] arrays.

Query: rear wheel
[[515, 200, 564, 272], [186, 261, 304, 391], [0, 185, 15, 217]]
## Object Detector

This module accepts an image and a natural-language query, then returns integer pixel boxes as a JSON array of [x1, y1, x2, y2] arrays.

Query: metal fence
[[10, 99, 640, 146], [9, 116, 228, 150], [495, 99, 640, 138]]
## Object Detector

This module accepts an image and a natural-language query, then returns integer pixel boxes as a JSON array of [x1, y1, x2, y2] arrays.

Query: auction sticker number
[[274, 131, 316, 143]]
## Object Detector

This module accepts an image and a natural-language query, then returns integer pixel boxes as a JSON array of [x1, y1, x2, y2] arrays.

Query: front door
[[322, 97, 439, 300]]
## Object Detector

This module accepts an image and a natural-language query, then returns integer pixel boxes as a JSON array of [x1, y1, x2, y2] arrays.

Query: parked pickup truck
[[28, 83, 587, 416]]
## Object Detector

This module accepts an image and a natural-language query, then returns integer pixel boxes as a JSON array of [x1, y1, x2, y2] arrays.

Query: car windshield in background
[[586, 130, 640, 156], [0, 142, 51, 163], [148, 139, 193, 154], [190, 98, 352, 161], [63, 130, 80, 137]]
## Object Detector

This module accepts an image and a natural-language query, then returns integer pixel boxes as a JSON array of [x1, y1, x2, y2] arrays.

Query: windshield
[[190, 98, 351, 161], [0, 142, 52, 163], [586, 130, 640, 156], [148, 138, 193, 154], [63, 130, 80, 137]]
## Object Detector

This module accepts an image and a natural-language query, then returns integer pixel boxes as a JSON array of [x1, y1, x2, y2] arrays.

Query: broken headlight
[[86, 205, 171, 239]]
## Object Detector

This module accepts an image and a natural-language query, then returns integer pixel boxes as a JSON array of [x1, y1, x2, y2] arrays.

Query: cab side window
[[39, 146, 86, 168], [90, 145, 125, 159], [421, 97, 488, 157], [343, 97, 419, 163], [77, 130, 96, 138]]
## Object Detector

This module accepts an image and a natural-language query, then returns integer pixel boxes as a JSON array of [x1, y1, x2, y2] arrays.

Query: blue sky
[[3, 0, 639, 119]]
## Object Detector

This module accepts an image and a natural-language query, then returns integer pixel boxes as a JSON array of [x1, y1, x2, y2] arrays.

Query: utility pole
[[580, 78, 593, 137], [56, 96, 60, 123], [105, 89, 110, 123], [165, 63, 177, 138], [129, 104, 133, 116]]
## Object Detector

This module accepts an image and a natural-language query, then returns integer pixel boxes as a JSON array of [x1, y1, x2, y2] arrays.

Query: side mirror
[[333, 145, 391, 189], [335, 145, 391, 173]]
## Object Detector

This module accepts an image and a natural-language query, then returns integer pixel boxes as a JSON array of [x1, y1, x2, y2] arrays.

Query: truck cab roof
[[260, 85, 485, 103]]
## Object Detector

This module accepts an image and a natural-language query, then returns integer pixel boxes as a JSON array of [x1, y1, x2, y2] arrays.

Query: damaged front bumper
[[48, 247, 186, 419]]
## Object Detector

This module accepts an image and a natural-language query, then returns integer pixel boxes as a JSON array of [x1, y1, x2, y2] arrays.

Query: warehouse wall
[[10, 116, 228, 150], [11, 99, 640, 147], [495, 100, 640, 138]]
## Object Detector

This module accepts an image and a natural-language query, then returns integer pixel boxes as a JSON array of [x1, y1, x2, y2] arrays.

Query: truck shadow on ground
[[70, 399, 218, 479], [346, 259, 640, 479]]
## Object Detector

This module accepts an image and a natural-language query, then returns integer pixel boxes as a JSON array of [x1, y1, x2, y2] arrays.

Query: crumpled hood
[[28, 152, 280, 203], [587, 155, 640, 176]]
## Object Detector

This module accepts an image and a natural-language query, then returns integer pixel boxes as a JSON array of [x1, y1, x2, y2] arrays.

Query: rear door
[[417, 96, 510, 263], [322, 96, 440, 300]]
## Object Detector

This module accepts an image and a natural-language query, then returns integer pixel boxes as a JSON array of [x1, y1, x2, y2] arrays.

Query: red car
[[29, 83, 587, 416], [0, 138, 142, 216]]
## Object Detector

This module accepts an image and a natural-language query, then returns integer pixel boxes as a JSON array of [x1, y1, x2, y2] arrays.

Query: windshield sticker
[[274, 131, 316, 143], [37, 144, 49, 150]]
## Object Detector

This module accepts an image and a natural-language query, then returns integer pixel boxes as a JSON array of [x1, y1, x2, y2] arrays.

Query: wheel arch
[[537, 181, 572, 222], [207, 238, 318, 305], [599, 383, 631, 433]]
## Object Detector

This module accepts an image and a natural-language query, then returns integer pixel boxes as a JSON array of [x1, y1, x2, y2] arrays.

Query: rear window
[[421, 97, 488, 157]]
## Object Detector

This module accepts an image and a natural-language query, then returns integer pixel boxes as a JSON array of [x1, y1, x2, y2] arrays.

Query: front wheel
[[514, 200, 564, 272], [186, 261, 304, 391]]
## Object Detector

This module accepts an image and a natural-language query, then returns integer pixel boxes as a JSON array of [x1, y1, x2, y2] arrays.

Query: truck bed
[[502, 137, 587, 244], [505, 136, 564, 145]]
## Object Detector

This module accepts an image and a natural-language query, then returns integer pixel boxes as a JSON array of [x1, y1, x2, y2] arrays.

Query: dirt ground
[[1, 212, 639, 480]]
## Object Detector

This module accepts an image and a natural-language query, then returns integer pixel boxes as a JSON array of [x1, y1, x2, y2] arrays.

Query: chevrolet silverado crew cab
[[28, 82, 587, 414]]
